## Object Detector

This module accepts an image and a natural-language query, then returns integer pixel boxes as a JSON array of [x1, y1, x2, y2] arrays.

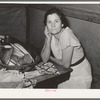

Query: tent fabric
[[0, 7, 26, 43]]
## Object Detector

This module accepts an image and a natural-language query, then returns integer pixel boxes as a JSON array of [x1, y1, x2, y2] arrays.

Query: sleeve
[[60, 28, 81, 50]]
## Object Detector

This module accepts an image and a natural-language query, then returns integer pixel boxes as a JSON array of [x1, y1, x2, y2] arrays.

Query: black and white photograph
[[0, 1, 100, 98]]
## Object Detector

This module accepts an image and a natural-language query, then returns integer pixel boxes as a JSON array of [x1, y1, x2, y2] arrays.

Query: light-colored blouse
[[51, 27, 84, 65]]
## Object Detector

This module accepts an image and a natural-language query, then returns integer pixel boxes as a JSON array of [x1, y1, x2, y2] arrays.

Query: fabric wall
[[29, 8, 45, 49], [0, 5, 26, 43]]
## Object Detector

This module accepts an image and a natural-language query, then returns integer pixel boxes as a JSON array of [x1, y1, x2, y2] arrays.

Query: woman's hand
[[44, 26, 52, 41]]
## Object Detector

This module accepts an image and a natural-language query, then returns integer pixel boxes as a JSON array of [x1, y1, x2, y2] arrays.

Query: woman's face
[[46, 13, 62, 35]]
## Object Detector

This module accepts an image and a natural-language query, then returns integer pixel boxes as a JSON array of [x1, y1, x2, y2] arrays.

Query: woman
[[41, 7, 92, 89]]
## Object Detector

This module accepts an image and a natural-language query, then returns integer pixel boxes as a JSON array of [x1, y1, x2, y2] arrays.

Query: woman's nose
[[51, 22, 55, 27]]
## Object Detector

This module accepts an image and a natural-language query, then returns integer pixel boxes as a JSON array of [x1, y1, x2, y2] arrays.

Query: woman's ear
[[62, 24, 64, 27]]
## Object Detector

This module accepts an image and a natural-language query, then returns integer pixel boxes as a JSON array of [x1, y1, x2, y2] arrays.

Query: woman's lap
[[58, 58, 92, 89]]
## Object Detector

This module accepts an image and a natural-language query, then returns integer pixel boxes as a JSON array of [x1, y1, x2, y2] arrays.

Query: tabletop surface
[[31, 63, 73, 85], [0, 63, 73, 88]]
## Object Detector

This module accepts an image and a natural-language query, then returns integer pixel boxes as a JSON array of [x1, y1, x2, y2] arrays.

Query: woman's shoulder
[[60, 27, 74, 39], [63, 27, 79, 40], [64, 27, 73, 33], [65, 27, 73, 32], [60, 27, 81, 48], [60, 27, 73, 49]]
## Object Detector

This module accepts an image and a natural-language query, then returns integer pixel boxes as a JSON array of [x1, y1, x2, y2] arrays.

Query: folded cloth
[[16, 78, 37, 89], [0, 69, 24, 83], [35, 62, 60, 75], [1, 43, 34, 67], [11, 43, 34, 62], [0, 82, 21, 88], [1, 46, 13, 65], [24, 70, 41, 79]]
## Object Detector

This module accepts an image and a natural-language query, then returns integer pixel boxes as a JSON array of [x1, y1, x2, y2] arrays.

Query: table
[[31, 64, 73, 88], [0, 63, 72, 88]]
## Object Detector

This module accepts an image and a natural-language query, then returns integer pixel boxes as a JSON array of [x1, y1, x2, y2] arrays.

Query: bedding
[[0, 62, 59, 88], [0, 35, 59, 88], [0, 35, 41, 72]]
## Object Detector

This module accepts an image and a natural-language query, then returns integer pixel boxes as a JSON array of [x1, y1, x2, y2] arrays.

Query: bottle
[[1, 39, 5, 45], [0, 38, 1, 45], [0, 38, 4, 58], [5, 35, 10, 45], [0, 38, 2, 53]]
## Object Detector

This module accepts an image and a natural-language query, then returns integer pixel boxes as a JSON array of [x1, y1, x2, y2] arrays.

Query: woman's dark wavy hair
[[44, 7, 68, 28]]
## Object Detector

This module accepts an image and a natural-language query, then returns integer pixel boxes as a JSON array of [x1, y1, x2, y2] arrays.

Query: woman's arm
[[41, 26, 52, 63], [50, 46, 74, 68], [41, 38, 51, 63]]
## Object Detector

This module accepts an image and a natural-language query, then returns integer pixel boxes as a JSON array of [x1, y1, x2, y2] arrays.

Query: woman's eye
[[55, 20, 59, 23], [47, 21, 51, 24]]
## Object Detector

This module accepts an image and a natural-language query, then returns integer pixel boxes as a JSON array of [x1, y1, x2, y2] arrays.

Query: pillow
[[1, 46, 13, 65]]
